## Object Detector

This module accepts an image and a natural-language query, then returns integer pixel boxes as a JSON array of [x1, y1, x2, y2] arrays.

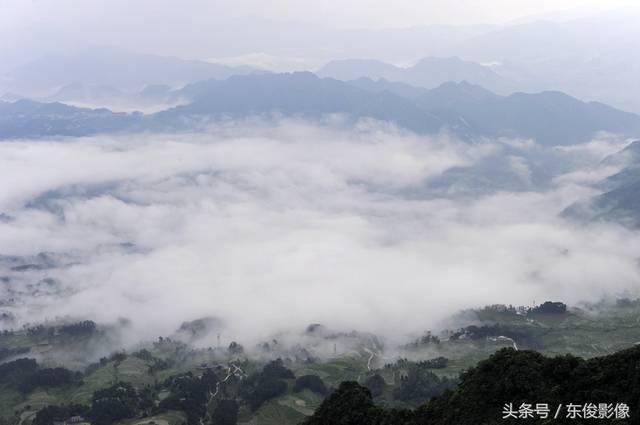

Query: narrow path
[[213, 361, 246, 396], [364, 348, 376, 371], [202, 361, 246, 424]]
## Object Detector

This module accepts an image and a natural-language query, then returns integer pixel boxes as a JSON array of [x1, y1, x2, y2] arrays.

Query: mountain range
[[564, 141, 640, 227], [318, 56, 514, 94], [0, 47, 257, 97], [2, 72, 640, 145]]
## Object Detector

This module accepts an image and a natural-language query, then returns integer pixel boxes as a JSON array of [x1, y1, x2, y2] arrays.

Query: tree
[[303, 381, 378, 425], [262, 359, 295, 380], [238, 360, 294, 411], [34, 404, 89, 425], [210, 399, 239, 425], [420, 357, 448, 369], [238, 373, 287, 411], [59, 320, 97, 336], [159, 371, 217, 425], [227, 341, 244, 356], [303, 381, 415, 425], [293, 375, 328, 395], [305, 346, 640, 425], [364, 374, 385, 398], [529, 301, 567, 315], [392, 366, 454, 406], [90, 382, 139, 425], [20, 367, 79, 393], [0, 358, 38, 390]]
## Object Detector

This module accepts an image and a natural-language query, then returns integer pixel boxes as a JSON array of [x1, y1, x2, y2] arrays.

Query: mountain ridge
[[1, 73, 639, 145], [318, 56, 514, 94]]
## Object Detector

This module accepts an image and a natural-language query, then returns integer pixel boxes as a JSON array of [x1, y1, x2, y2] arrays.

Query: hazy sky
[[0, 0, 638, 70], [1, 0, 637, 30]]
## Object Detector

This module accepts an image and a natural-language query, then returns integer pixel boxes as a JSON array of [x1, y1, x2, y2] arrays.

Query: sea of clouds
[[0, 119, 638, 347]]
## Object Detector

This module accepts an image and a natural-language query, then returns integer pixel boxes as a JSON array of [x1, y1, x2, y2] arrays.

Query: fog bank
[[0, 120, 638, 347]]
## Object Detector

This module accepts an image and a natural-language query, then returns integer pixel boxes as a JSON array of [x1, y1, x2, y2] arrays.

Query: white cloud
[[0, 121, 638, 348]]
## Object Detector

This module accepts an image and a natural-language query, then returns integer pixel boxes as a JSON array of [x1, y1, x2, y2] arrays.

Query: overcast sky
[[0, 0, 637, 68], [1, 0, 637, 30]]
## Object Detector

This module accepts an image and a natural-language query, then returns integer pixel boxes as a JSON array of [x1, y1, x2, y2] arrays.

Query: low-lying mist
[[0, 119, 638, 350]]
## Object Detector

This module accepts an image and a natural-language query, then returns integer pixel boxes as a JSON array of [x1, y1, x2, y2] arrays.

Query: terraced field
[[2, 301, 640, 424]]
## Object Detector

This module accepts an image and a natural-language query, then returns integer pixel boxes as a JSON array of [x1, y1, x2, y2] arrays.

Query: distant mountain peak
[[2, 47, 257, 95], [318, 56, 513, 94], [1, 72, 639, 145]]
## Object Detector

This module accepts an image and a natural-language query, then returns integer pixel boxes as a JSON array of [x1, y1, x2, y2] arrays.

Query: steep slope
[[563, 140, 640, 227]]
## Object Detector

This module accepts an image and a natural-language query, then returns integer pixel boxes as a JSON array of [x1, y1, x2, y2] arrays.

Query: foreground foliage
[[304, 346, 640, 424]]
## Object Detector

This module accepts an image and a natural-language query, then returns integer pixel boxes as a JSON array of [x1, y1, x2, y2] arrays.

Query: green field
[[2, 301, 640, 424]]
